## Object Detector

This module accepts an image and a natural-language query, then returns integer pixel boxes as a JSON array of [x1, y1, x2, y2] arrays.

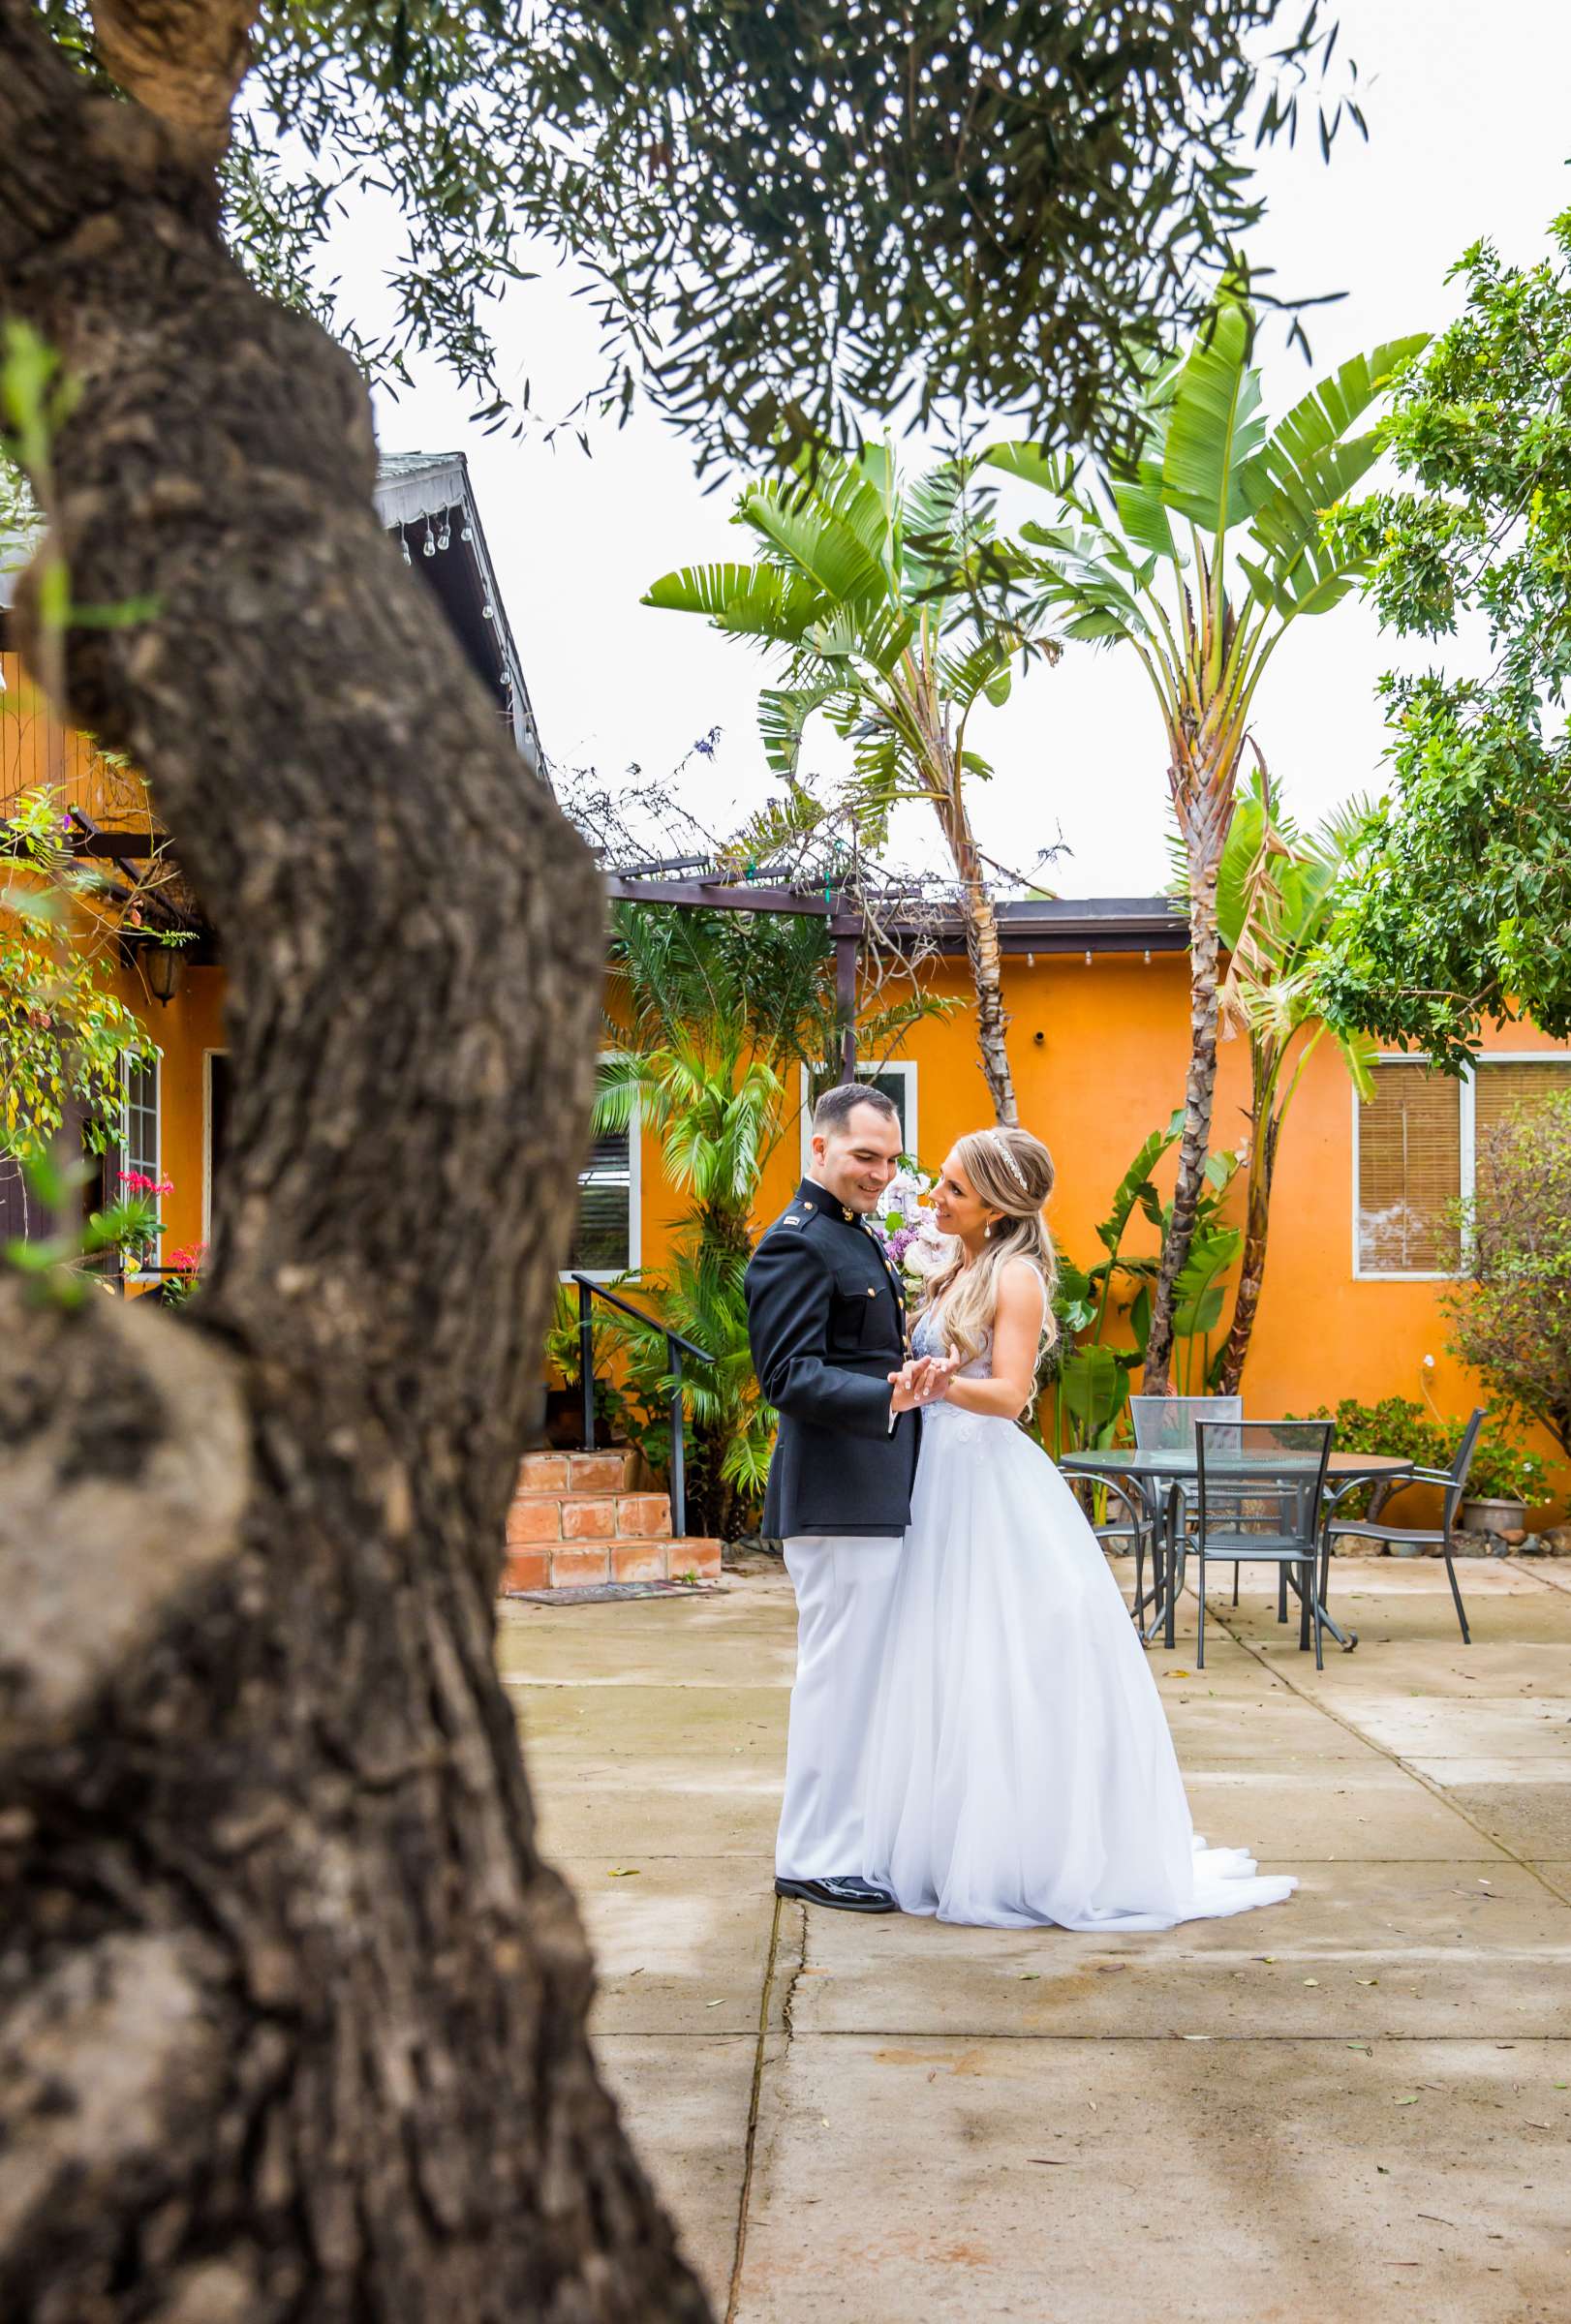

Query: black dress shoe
[[775, 1874, 899, 1913]]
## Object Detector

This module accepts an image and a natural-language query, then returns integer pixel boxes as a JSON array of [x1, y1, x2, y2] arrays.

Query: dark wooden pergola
[[604, 871, 1186, 1082]]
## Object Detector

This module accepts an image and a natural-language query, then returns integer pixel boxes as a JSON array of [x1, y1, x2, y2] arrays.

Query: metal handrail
[[569, 1272, 714, 1541]]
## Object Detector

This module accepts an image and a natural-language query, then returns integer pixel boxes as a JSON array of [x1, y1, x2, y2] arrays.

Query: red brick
[[561, 1496, 616, 1542], [550, 1544, 610, 1587], [671, 1538, 723, 1581], [612, 1540, 671, 1584], [570, 1449, 635, 1492], [616, 1492, 671, 1540], [518, 1452, 570, 1493], [502, 1546, 550, 1592], [506, 1497, 561, 1545]]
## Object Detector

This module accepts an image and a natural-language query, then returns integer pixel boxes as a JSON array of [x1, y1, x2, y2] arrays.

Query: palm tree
[[645, 445, 1058, 1123], [988, 298, 1426, 1386], [1209, 766, 1374, 1392]]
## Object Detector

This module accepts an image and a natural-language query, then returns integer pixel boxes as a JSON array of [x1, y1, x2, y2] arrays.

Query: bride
[[864, 1125, 1296, 1932]]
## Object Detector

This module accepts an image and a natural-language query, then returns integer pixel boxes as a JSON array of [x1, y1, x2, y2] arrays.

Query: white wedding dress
[[861, 1291, 1297, 1930]]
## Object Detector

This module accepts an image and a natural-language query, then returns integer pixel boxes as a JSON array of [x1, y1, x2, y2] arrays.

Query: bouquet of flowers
[[869, 1167, 951, 1305]]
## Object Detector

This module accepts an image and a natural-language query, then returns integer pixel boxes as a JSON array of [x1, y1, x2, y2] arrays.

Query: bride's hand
[[888, 1355, 958, 1414]]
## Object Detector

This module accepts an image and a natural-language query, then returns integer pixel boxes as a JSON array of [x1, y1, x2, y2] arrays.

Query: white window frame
[[798, 1058, 919, 1176], [201, 1047, 228, 1243], [561, 1073, 641, 1284], [1352, 1048, 1571, 1281], [118, 1047, 162, 1204]]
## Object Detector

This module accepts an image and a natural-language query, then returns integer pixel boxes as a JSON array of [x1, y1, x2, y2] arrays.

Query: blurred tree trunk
[[0, 1, 709, 2316]]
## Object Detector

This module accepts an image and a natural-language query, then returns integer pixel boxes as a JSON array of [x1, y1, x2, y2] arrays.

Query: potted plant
[[1460, 1429, 1551, 1536]]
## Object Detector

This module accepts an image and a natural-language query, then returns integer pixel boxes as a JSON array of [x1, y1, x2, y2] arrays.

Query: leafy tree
[[988, 297, 1424, 1388], [0, 0, 1359, 2309], [1441, 1092, 1571, 1461], [1318, 213, 1571, 1071], [1204, 764, 1374, 1391], [204, 0, 1355, 470], [646, 446, 1055, 1120]]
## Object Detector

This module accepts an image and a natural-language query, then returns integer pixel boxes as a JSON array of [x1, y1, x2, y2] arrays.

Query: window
[[1355, 1054, 1571, 1278], [800, 1060, 918, 1172], [566, 1115, 639, 1279], [119, 1051, 161, 1202]]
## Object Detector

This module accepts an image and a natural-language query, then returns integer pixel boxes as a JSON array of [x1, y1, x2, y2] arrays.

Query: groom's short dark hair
[[814, 1081, 899, 1136]]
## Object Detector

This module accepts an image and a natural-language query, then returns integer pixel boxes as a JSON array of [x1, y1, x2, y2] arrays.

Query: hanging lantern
[[146, 945, 185, 1005]]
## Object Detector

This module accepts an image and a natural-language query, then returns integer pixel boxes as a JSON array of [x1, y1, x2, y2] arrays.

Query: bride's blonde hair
[[921, 1126, 1060, 1371]]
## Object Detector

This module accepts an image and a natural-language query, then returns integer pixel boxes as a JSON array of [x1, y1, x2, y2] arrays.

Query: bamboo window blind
[[1474, 1057, 1571, 1151], [1356, 1064, 1461, 1274]]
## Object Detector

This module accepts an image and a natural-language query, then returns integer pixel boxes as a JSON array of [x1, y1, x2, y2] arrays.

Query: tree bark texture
[[1141, 769, 1231, 1393], [928, 751, 1017, 1126], [1216, 1063, 1278, 1396], [0, 4, 710, 2317]]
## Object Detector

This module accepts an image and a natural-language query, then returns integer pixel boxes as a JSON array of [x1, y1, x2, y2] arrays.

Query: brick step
[[518, 1449, 640, 1494], [503, 1537, 723, 1594], [506, 1487, 673, 1547]]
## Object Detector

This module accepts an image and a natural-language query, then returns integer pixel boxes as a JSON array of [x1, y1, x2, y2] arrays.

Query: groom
[[745, 1083, 948, 1913]]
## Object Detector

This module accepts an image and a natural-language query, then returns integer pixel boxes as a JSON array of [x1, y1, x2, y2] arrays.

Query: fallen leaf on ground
[[1303, 1978, 1320, 1988], [1395, 2095, 1421, 2106], [607, 1868, 641, 1879], [1018, 1972, 1042, 1981]]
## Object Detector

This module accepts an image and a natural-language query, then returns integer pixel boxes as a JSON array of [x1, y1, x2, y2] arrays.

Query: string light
[[400, 531, 412, 565], [438, 514, 451, 551], [422, 517, 436, 558]]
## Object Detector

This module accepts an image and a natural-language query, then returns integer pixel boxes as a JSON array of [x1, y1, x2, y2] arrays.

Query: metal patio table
[[1059, 1448, 1416, 1654]]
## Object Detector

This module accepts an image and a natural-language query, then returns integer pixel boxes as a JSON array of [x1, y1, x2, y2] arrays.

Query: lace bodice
[[912, 1304, 994, 1379]]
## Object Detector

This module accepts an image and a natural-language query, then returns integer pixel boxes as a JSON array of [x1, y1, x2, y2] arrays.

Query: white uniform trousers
[[777, 1531, 905, 1880]]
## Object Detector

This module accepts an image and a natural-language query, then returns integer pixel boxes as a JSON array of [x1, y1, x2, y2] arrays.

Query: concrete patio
[[498, 1558, 1571, 2323]]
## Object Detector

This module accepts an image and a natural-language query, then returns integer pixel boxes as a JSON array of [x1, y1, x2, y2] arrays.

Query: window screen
[[569, 1124, 632, 1274], [1356, 1062, 1462, 1274]]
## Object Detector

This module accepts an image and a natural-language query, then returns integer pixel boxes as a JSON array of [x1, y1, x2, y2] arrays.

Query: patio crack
[[724, 1894, 803, 2324]]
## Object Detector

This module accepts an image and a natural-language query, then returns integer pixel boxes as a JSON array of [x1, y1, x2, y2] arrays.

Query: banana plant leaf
[[1056, 1343, 1135, 1449]]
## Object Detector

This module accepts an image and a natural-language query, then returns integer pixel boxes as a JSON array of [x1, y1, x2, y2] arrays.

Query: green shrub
[[1294, 1395, 1549, 1516]]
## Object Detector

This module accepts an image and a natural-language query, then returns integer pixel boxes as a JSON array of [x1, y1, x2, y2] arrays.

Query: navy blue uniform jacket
[[745, 1177, 921, 1539]]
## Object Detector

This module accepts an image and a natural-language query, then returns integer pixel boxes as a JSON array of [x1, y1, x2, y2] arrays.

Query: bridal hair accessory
[[988, 1130, 1032, 1197]]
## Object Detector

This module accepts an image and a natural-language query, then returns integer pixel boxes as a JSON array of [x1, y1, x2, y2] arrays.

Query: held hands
[[887, 1351, 959, 1416]]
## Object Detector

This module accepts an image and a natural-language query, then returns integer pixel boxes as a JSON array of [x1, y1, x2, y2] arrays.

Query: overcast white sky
[[358, 0, 1571, 897]]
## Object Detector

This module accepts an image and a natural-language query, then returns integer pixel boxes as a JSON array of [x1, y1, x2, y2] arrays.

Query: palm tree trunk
[[1216, 1044, 1279, 1394], [1143, 827, 1224, 1391], [928, 749, 1017, 1124]]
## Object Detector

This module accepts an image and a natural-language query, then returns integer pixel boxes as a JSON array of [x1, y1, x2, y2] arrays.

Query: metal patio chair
[[1130, 1395, 1244, 1627], [1318, 1407, 1486, 1645], [1194, 1419, 1335, 1670]]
